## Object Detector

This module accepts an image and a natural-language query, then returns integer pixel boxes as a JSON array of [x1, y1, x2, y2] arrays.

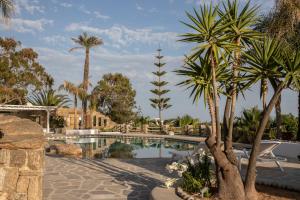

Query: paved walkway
[[44, 156, 175, 200], [44, 156, 300, 200]]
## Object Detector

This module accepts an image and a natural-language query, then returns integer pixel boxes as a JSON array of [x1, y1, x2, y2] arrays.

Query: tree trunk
[[208, 52, 245, 199], [297, 91, 300, 141], [275, 94, 282, 139], [74, 95, 78, 129], [245, 82, 285, 200], [225, 38, 241, 165], [82, 48, 90, 129], [261, 79, 268, 110], [159, 108, 162, 133], [210, 53, 221, 147], [222, 96, 231, 142]]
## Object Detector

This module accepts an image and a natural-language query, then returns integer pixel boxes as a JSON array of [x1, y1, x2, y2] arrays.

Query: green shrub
[[181, 172, 203, 193], [180, 154, 212, 195]]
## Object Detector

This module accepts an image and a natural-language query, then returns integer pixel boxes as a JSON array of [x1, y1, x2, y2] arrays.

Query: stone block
[[0, 150, 9, 165], [0, 192, 8, 200], [0, 168, 5, 191], [16, 176, 30, 193], [10, 150, 26, 168], [27, 150, 44, 171], [27, 176, 42, 200], [3, 167, 19, 192]]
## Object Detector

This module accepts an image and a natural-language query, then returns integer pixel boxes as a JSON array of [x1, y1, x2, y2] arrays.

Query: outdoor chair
[[233, 140, 287, 172]]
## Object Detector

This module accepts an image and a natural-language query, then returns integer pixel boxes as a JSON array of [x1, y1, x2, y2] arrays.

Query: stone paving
[[44, 156, 175, 200], [44, 155, 300, 200], [241, 159, 300, 191]]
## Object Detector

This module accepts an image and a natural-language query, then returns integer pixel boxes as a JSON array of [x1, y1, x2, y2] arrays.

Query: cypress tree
[[150, 48, 171, 129]]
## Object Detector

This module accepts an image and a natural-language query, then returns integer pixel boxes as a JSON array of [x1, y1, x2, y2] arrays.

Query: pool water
[[65, 137, 198, 159]]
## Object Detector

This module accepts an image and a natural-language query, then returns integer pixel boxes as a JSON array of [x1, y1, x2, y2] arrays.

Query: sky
[[1, 0, 298, 121]]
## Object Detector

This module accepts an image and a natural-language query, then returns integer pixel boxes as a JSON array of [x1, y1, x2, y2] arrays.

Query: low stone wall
[[0, 114, 45, 200]]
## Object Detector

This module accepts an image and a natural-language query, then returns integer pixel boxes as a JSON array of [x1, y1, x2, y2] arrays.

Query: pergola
[[0, 104, 57, 134]]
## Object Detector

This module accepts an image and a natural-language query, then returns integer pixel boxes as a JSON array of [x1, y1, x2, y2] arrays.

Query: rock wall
[[0, 115, 45, 200]]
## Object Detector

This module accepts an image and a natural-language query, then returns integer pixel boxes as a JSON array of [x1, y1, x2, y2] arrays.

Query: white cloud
[[79, 5, 91, 15], [78, 5, 110, 20], [42, 35, 68, 45], [93, 11, 110, 20], [15, 0, 44, 15], [149, 8, 158, 13], [136, 4, 143, 11], [60, 2, 72, 8], [0, 18, 53, 33], [65, 23, 180, 48]]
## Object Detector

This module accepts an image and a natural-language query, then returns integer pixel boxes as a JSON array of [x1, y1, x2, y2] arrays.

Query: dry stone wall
[[0, 114, 45, 200]]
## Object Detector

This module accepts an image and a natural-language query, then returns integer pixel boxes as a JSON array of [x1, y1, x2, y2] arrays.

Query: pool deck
[[44, 156, 300, 200]]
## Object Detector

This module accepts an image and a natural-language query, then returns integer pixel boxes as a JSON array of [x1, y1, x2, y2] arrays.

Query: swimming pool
[[65, 136, 199, 159]]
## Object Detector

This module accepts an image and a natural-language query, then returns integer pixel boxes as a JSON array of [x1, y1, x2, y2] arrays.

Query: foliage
[[169, 115, 200, 128], [181, 154, 212, 194], [0, 0, 14, 20], [108, 142, 134, 158], [59, 81, 87, 108], [27, 89, 70, 107], [176, 1, 300, 198], [50, 116, 65, 129], [70, 32, 103, 53], [92, 73, 136, 124], [150, 48, 171, 123], [235, 107, 263, 143], [166, 149, 213, 196], [70, 32, 103, 128], [281, 114, 298, 139], [0, 38, 54, 104]]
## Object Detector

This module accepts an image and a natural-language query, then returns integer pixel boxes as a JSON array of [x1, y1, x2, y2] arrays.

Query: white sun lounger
[[234, 140, 287, 172]]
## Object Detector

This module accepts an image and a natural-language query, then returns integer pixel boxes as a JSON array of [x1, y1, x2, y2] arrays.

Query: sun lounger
[[234, 140, 287, 172]]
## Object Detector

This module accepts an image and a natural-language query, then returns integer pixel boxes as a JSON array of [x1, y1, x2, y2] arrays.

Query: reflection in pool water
[[65, 137, 198, 159]]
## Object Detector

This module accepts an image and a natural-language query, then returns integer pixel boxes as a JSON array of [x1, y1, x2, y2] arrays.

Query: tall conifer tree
[[150, 48, 171, 128]]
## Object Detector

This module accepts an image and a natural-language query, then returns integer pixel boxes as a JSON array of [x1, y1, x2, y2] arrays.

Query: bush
[[166, 152, 213, 196], [180, 154, 213, 196], [281, 114, 298, 140]]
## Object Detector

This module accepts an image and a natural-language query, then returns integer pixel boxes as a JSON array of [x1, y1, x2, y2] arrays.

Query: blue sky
[[1, 0, 297, 121]]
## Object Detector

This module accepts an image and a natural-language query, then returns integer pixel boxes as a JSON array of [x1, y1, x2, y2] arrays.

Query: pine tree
[[150, 48, 171, 128]]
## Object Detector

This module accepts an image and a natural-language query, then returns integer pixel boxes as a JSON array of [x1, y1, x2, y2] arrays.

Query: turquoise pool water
[[65, 136, 198, 159]]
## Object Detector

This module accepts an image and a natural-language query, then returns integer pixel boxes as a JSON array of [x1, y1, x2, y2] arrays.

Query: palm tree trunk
[[225, 38, 240, 165], [206, 94, 246, 200], [297, 91, 300, 141], [82, 48, 90, 129], [262, 79, 268, 110], [222, 96, 231, 141], [245, 82, 285, 200], [210, 53, 221, 147], [74, 95, 77, 129], [208, 52, 245, 199], [275, 94, 282, 139]]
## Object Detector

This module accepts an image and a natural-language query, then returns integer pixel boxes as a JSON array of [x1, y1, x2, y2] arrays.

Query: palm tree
[[59, 81, 87, 129], [70, 32, 103, 128], [257, 0, 300, 139], [27, 89, 70, 107], [236, 107, 262, 143], [218, 0, 260, 154], [0, 0, 14, 20], [243, 38, 300, 200]]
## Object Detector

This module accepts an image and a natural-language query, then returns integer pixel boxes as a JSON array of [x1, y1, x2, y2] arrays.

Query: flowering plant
[[164, 148, 214, 197]]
